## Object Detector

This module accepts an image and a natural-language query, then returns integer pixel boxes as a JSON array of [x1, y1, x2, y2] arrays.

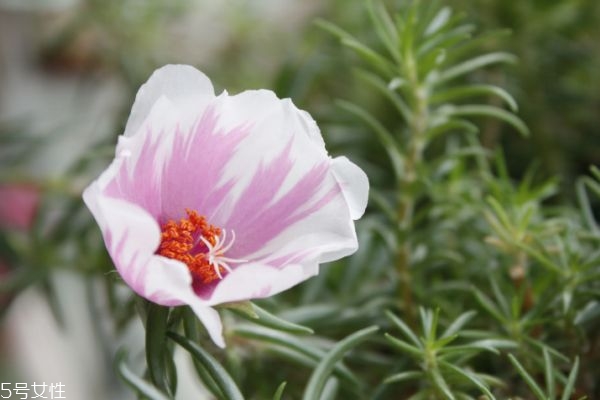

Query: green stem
[[396, 49, 429, 326]]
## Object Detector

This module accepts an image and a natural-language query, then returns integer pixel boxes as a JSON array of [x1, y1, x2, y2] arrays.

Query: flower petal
[[162, 90, 364, 305], [187, 303, 225, 348], [84, 170, 226, 346], [124, 64, 215, 138], [331, 156, 369, 220], [202, 262, 309, 306]]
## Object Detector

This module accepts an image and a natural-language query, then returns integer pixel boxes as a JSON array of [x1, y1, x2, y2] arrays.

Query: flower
[[83, 65, 368, 347]]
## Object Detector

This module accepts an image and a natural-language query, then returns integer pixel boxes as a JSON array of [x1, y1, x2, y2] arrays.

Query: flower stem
[[396, 48, 429, 325]]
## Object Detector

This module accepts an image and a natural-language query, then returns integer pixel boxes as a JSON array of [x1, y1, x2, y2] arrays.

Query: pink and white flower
[[83, 65, 368, 347]]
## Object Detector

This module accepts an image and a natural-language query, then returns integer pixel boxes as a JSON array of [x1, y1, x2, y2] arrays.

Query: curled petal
[[331, 156, 369, 220]]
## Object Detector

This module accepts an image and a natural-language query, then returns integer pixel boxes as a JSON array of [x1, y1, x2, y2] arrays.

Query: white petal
[[124, 64, 215, 138], [331, 156, 370, 219], [187, 303, 225, 348], [295, 107, 327, 151], [206, 263, 309, 306]]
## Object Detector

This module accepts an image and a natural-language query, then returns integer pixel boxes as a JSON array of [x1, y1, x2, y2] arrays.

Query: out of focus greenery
[[0, 0, 598, 399]]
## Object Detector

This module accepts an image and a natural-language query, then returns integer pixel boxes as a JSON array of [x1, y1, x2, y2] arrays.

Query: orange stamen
[[157, 209, 225, 284]]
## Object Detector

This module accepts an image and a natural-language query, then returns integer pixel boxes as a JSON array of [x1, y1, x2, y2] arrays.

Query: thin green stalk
[[396, 45, 429, 326]]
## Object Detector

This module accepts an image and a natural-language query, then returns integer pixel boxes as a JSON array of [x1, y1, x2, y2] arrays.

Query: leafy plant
[[0, 0, 597, 399]]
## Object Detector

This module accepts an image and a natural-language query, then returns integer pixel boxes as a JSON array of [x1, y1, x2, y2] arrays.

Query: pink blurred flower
[[83, 65, 368, 347], [0, 184, 40, 230]]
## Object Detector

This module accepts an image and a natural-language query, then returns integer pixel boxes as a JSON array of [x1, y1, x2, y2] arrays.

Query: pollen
[[157, 209, 225, 284]]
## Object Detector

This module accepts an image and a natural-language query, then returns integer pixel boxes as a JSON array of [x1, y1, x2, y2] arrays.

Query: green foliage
[[384, 309, 512, 399], [115, 351, 171, 400], [0, 0, 598, 399]]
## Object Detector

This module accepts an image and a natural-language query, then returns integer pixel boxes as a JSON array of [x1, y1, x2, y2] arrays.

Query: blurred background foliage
[[0, 0, 598, 399]]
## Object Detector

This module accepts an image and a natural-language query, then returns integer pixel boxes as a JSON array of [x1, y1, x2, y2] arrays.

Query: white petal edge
[[124, 64, 215, 138], [206, 262, 310, 306], [331, 156, 369, 220], [187, 300, 225, 348]]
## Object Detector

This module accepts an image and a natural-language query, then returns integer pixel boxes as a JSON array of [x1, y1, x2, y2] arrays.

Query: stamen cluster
[[157, 209, 224, 284]]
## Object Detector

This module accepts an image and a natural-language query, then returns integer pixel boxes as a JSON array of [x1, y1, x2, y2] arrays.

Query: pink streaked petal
[[86, 173, 190, 305], [105, 98, 250, 224], [224, 154, 335, 258], [192, 91, 342, 254], [251, 196, 359, 268], [84, 188, 226, 346], [158, 108, 250, 222]]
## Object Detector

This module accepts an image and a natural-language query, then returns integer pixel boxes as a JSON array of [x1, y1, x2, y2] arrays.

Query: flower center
[[157, 209, 244, 284]]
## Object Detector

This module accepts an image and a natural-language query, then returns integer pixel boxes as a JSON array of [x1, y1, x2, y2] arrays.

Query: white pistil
[[199, 229, 247, 279]]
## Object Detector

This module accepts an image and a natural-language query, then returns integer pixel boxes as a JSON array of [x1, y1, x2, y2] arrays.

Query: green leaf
[[399, 1, 417, 57], [272, 382, 287, 400], [384, 370, 423, 384], [385, 310, 421, 347], [251, 304, 314, 335], [436, 52, 517, 85], [440, 338, 517, 357], [471, 286, 507, 324], [431, 84, 518, 111], [420, 307, 439, 343], [146, 304, 172, 396], [354, 69, 412, 123], [218, 300, 258, 318], [543, 347, 555, 400], [168, 332, 244, 400], [315, 20, 396, 78], [440, 361, 496, 400], [577, 176, 600, 234], [336, 100, 404, 178], [115, 350, 171, 400], [321, 378, 340, 400], [418, 25, 474, 60], [181, 308, 223, 398], [425, 119, 479, 141], [233, 325, 358, 385], [366, 0, 401, 63], [486, 196, 513, 232], [560, 357, 580, 400], [444, 105, 529, 137], [508, 354, 546, 400], [343, 39, 398, 78], [445, 29, 512, 64], [441, 310, 476, 339], [433, 334, 458, 349], [368, 190, 397, 223], [489, 278, 511, 317], [384, 333, 424, 358], [424, 6, 452, 36], [302, 326, 379, 400], [430, 368, 456, 400]]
